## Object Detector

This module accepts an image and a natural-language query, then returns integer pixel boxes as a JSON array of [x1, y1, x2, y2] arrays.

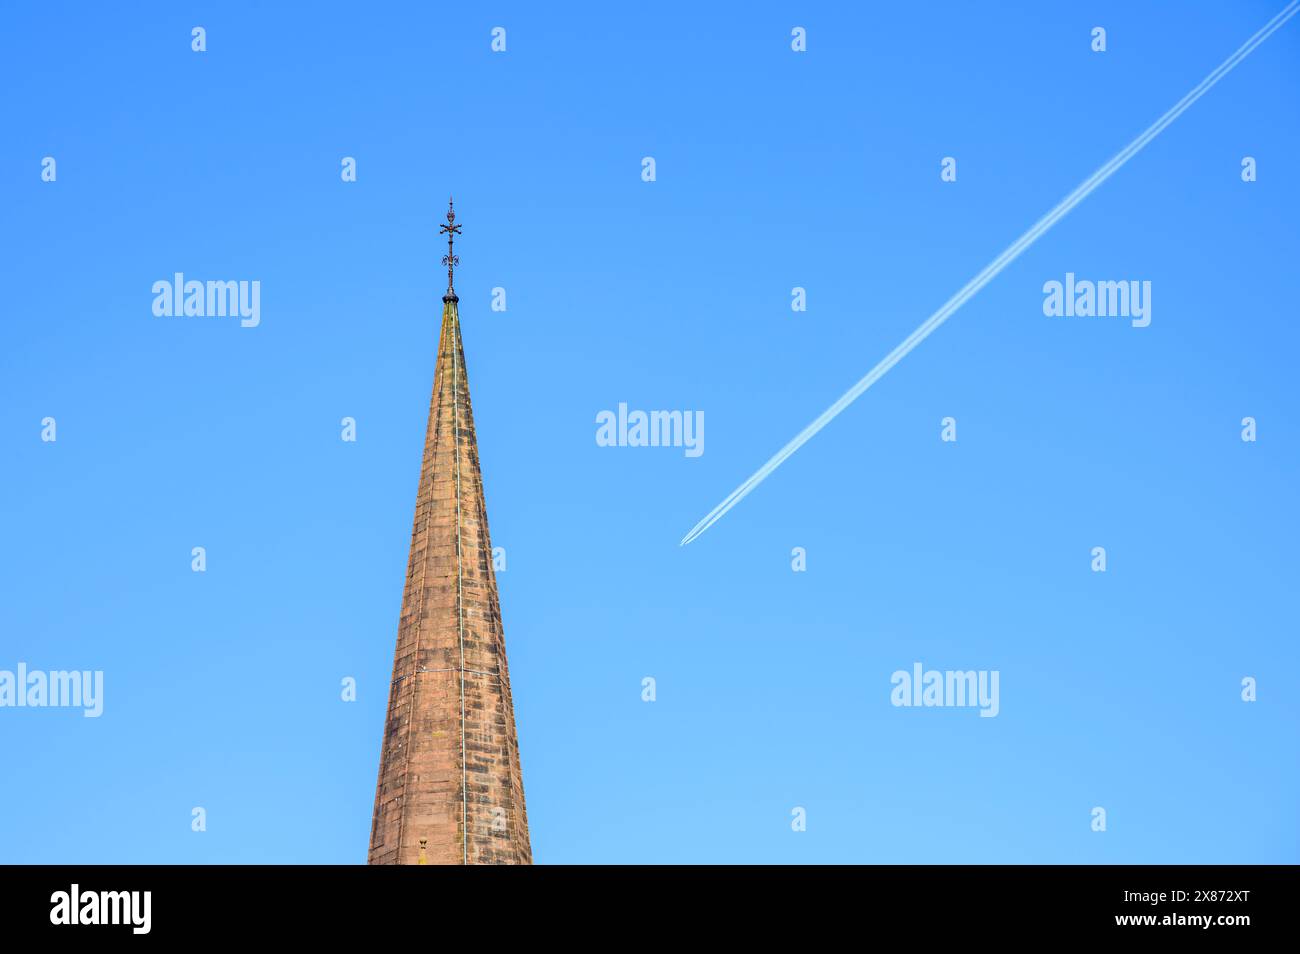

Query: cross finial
[[439, 196, 462, 300]]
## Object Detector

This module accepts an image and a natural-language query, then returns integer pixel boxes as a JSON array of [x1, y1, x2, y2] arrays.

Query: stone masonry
[[368, 285, 531, 865]]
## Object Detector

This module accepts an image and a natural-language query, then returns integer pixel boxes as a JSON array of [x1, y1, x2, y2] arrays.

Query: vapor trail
[[680, 1, 1299, 547]]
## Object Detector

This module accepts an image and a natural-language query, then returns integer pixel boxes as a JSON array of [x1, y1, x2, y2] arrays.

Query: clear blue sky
[[2, 1, 1296, 864]]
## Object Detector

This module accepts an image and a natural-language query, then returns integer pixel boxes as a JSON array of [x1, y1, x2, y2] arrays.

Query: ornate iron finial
[[439, 196, 462, 299]]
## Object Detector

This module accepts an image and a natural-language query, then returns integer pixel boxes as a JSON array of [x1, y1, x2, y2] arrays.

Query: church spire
[[369, 202, 532, 865], [439, 196, 461, 301]]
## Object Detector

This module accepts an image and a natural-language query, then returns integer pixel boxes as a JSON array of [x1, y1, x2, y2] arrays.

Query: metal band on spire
[[440, 196, 462, 301]]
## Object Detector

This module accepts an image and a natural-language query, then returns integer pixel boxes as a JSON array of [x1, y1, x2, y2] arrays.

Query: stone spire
[[368, 202, 531, 865]]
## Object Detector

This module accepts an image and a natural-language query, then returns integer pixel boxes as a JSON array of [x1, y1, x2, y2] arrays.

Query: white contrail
[[681, 1, 1299, 547]]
